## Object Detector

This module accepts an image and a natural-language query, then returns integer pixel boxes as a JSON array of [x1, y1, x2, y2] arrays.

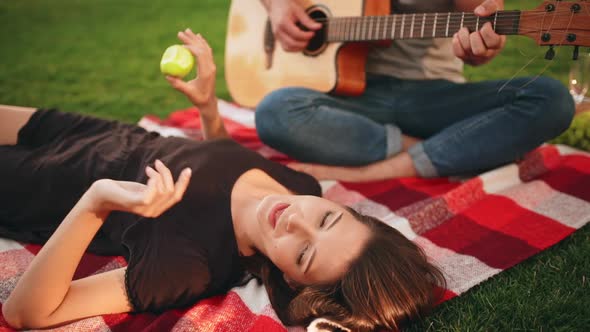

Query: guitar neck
[[326, 11, 521, 42]]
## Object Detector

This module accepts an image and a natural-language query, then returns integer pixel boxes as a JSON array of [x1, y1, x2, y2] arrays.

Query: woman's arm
[[2, 161, 191, 329], [165, 30, 229, 140], [2, 194, 129, 329], [197, 96, 228, 141]]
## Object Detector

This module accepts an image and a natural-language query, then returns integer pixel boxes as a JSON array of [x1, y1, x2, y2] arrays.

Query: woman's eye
[[297, 245, 308, 265], [320, 211, 330, 227], [297, 252, 304, 265]]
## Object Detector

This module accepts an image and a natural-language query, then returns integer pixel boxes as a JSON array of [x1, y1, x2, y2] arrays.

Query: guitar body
[[225, 0, 389, 108]]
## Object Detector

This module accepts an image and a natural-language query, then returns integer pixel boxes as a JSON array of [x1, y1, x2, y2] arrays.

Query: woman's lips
[[269, 203, 289, 229]]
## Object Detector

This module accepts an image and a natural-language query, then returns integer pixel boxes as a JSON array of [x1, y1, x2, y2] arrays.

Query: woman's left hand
[[165, 29, 217, 111], [89, 160, 192, 218]]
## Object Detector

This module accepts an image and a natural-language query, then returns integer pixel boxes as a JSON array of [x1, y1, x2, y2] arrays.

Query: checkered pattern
[[1, 100, 589, 331]]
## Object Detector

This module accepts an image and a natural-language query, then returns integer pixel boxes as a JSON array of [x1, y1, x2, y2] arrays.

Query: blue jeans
[[255, 75, 575, 177]]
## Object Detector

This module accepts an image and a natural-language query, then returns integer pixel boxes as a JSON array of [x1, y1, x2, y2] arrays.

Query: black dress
[[0, 109, 321, 313]]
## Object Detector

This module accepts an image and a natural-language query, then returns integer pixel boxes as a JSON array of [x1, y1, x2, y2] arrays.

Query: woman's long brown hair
[[242, 207, 446, 331]]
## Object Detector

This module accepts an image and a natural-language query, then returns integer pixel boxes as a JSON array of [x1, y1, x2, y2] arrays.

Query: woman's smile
[[269, 202, 289, 230]]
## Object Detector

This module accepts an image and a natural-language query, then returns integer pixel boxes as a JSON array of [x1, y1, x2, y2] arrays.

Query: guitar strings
[[323, 25, 590, 38], [323, 19, 590, 28], [321, 16, 590, 29], [497, 6, 573, 93], [314, 7, 590, 17], [325, 29, 590, 39], [324, 22, 590, 31], [324, 25, 590, 33], [316, 11, 589, 22], [322, 19, 590, 28], [312, 12, 590, 23], [316, 15, 590, 32]]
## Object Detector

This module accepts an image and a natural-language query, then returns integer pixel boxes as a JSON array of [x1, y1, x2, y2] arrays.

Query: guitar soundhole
[[304, 8, 328, 56]]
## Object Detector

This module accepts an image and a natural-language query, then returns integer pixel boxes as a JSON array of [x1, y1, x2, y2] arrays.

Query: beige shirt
[[366, 0, 466, 83]]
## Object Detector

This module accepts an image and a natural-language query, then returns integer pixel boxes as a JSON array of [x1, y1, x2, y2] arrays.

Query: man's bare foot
[[289, 162, 389, 182], [288, 152, 418, 182], [402, 134, 421, 151], [288, 162, 334, 181]]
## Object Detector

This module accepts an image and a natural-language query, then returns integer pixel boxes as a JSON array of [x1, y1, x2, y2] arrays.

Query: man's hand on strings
[[265, 0, 321, 52], [452, 0, 506, 66]]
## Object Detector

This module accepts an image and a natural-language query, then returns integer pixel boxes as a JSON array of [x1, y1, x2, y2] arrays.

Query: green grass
[[0, 0, 588, 330], [0, 0, 231, 122]]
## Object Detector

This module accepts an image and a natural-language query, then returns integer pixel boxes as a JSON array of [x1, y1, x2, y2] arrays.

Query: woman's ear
[[308, 318, 351, 332]]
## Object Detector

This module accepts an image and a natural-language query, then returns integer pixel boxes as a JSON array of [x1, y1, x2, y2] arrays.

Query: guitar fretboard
[[326, 11, 521, 42]]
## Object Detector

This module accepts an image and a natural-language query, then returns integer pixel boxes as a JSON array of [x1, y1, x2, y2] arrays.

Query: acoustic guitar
[[225, 0, 590, 108]]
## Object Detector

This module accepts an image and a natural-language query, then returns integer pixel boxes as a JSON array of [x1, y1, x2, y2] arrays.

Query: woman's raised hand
[[89, 160, 192, 218], [165, 29, 217, 110]]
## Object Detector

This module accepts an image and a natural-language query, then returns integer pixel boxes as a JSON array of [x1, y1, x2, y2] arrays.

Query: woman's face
[[255, 195, 371, 285]]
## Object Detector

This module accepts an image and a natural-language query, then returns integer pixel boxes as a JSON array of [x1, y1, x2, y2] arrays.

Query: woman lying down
[[0, 29, 444, 332]]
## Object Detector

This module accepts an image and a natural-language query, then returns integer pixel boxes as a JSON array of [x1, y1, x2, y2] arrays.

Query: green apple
[[160, 45, 195, 78]]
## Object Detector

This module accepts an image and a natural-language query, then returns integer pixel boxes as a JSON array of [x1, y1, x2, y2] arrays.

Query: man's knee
[[529, 76, 575, 135], [255, 87, 315, 142]]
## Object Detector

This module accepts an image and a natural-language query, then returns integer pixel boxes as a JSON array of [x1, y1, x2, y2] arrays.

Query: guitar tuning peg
[[573, 46, 579, 60], [545, 45, 555, 60]]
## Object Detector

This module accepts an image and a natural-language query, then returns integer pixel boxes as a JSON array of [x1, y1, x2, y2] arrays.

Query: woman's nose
[[286, 213, 314, 236]]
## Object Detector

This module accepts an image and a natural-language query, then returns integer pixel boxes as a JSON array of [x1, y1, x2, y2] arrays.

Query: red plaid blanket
[[1, 100, 589, 331]]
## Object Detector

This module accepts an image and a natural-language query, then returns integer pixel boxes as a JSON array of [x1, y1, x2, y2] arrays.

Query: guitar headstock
[[520, 1, 590, 48], [518, 1, 590, 60]]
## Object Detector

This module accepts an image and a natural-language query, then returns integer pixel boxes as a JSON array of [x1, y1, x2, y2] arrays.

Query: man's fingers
[[480, 23, 504, 50], [452, 34, 466, 59], [469, 31, 487, 56], [278, 15, 315, 42], [475, 0, 499, 16], [456, 27, 473, 57], [294, 6, 321, 31], [277, 31, 308, 51]]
